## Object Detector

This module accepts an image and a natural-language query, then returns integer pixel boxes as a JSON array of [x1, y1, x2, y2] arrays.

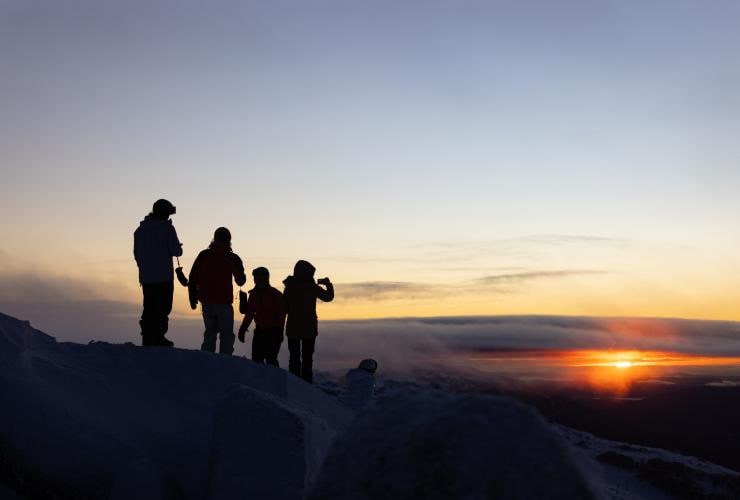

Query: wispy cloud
[[415, 234, 630, 250], [477, 270, 606, 286], [635, 379, 677, 385], [325, 234, 631, 268], [511, 234, 630, 246], [706, 380, 740, 387], [336, 281, 441, 301], [336, 269, 605, 301]]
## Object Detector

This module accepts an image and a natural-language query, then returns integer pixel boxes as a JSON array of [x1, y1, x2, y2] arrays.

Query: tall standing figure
[[283, 260, 334, 383], [188, 227, 246, 355], [133, 199, 183, 347]]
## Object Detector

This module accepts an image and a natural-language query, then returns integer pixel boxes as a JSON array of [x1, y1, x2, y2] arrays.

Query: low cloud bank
[[316, 315, 740, 374]]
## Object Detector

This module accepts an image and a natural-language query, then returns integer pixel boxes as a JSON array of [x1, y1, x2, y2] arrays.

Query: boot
[[301, 363, 313, 384], [151, 335, 174, 347]]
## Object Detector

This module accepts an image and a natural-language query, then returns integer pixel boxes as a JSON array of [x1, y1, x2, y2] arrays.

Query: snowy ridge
[[1, 311, 738, 499]]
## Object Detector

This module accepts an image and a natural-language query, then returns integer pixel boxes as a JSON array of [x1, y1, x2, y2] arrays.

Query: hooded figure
[[188, 227, 246, 355], [283, 260, 334, 383], [133, 199, 183, 346]]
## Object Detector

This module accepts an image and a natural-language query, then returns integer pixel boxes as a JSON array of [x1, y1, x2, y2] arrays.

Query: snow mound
[[309, 388, 598, 500], [206, 383, 342, 499], [0, 312, 352, 499]]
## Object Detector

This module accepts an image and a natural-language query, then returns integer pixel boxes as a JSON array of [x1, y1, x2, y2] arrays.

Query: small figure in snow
[[188, 227, 246, 355], [237, 267, 286, 366], [338, 359, 378, 411], [133, 199, 183, 347], [283, 260, 334, 383]]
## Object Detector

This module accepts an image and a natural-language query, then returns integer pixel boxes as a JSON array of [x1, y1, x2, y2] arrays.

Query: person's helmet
[[214, 227, 232, 243], [359, 358, 378, 374], [152, 199, 176, 218]]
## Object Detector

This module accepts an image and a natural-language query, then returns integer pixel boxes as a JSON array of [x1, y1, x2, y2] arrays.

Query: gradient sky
[[2, 0, 739, 323]]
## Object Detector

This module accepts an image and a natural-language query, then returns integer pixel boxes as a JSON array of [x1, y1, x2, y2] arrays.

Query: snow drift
[[309, 388, 597, 499]]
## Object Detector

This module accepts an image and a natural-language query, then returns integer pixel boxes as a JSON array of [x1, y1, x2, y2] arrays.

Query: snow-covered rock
[[337, 368, 376, 411], [309, 388, 599, 500], [206, 383, 343, 500]]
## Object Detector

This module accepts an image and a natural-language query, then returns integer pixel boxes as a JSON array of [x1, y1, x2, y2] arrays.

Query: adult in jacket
[[133, 199, 183, 347], [188, 227, 246, 355], [283, 260, 334, 383]]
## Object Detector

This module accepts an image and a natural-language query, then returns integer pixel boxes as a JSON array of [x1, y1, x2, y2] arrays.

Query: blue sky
[[1, 0, 739, 321]]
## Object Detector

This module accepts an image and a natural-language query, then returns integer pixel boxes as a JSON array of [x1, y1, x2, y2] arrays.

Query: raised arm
[[316, 280, 334, 302]]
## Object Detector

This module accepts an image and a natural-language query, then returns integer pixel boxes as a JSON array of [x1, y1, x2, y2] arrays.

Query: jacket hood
[[293, 260, 316, 279]]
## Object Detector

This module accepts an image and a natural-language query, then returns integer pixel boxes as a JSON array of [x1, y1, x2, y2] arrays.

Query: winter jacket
[[242, 286, 286, 330], [283, 261, 334, 340], [133, 216, 183, 284], [188, 242, 246, 305]]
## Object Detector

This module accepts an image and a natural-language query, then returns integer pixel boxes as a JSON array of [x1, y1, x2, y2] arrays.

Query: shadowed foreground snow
[[1, 312, 737, 499], [310, 388, 596, 499], [0, 312, 351, 499]]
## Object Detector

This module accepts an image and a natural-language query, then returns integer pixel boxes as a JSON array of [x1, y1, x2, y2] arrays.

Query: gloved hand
[[188, 287, 198, 310], [238, 325, 247, 343]]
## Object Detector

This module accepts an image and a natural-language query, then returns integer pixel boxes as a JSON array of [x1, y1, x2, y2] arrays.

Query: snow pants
[[140, 280, 174, 345], [201, 303, 235, 355], [288, 337, 315, 383], [252, 327, 283, 366]]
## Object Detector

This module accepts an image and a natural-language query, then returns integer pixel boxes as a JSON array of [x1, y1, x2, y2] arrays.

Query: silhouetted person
[[188, 227, 246, 355], [133, 199, 183, 347], [237, 267, 286, 366], [283, 260, 334, 383]]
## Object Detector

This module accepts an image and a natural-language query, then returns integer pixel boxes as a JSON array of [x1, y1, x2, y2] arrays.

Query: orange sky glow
[[468, 349, 740, 394]]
